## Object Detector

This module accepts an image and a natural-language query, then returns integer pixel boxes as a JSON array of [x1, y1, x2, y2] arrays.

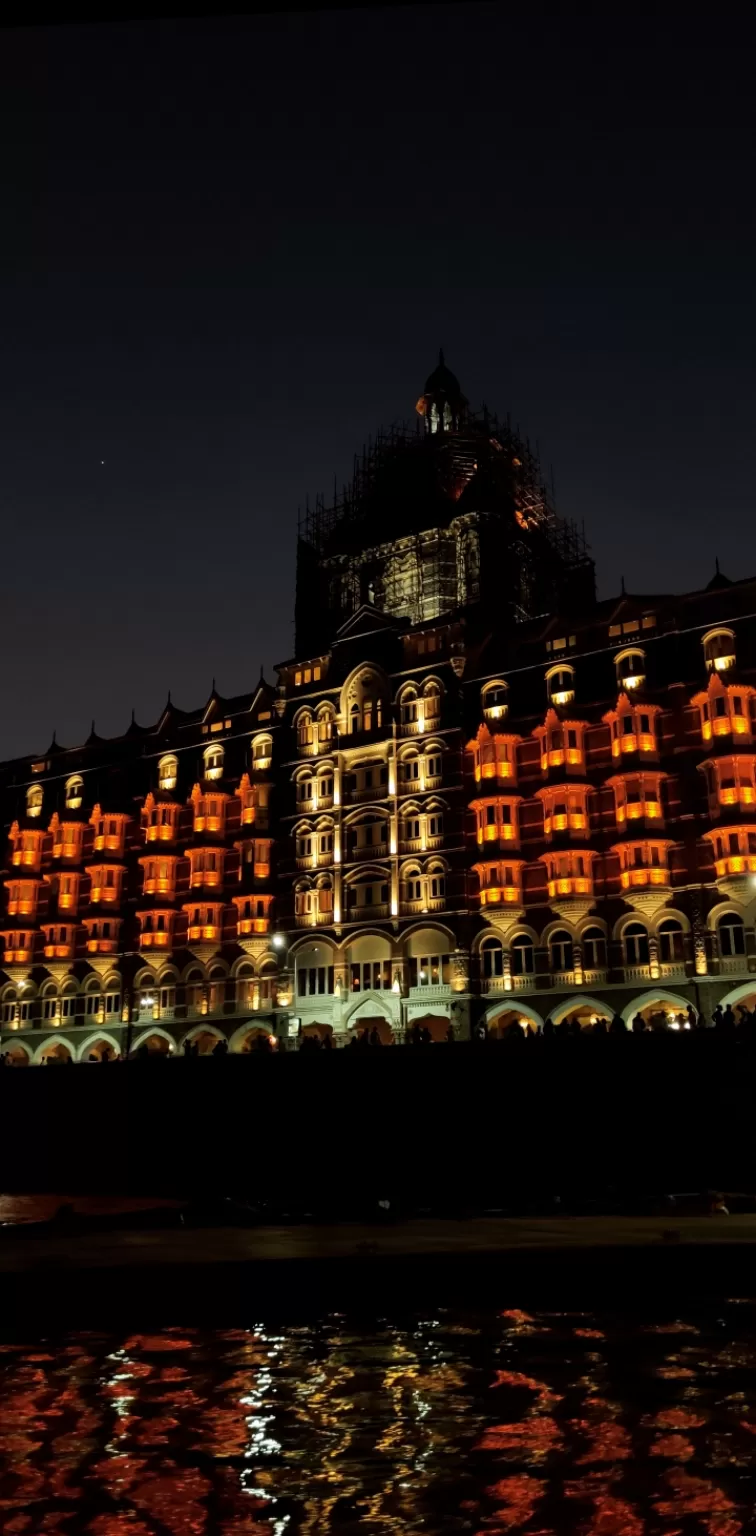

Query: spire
[[416, 350, 467, 434], [620, 575, 626, 596]]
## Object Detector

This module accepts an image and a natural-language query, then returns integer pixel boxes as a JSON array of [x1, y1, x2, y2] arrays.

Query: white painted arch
[[620, 990, 694, 1027]]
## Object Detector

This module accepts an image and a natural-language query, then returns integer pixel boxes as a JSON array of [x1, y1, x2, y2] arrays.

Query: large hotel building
[[2, 358, 756, 1061]]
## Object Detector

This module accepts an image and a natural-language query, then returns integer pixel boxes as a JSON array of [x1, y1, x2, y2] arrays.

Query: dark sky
[[3, 5, 756, 758]]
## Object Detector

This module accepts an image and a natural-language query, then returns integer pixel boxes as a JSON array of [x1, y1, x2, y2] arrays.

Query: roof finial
[[51, 729, 57, 746], [715, 555, 720, 575], [620, 574, 626, 596], [131, 707, 135, 724], [438, 345, 444, 367], [259, 663, 264, 680], [212, 676, 216, 693], [167, 689, 171, 705], [91, 719, 95, 735]]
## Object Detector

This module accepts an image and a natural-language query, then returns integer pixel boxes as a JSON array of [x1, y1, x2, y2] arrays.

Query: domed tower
[[416, 349, 468, 434]]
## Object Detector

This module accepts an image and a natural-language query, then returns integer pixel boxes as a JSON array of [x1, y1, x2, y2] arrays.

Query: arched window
[[400, 687, 418, 726], [296, 774, 314, 805], [481, 681, 508, 721], [615, 648, 646, 690], [203, 745, 224, 781], [703, 628, 736, 673], [549, 930, 573, 972], [251, 734, 272, 767], [65, 776, 83, 810], [26, 784, 43, 819], [624, 922, 649, 965], [158, 754, 178, 791], [658, 918, 684, 963], [582, 927, 607, 969], [317, 707, 334, 745], [297, 712, 314, 749], [511, 933, 534, 976], [480, 937, 503, 979], [545, 665, 575, 706], [719, 912, 746, 957], [350, 702, 360, 734], [423, 681, 441, 720]]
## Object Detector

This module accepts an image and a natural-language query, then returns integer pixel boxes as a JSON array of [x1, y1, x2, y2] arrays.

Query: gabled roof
[[333, 603, 399, 642]]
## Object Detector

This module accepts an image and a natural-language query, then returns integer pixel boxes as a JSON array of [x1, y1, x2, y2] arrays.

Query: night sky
[[3, 6, 756, 759]]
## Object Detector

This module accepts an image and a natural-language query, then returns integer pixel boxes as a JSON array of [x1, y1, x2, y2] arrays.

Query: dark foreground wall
[[0, 1037, 751, 1205]]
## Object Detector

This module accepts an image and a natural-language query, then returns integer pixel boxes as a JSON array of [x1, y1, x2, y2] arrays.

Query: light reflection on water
[[0, 1303, 756, 1532]]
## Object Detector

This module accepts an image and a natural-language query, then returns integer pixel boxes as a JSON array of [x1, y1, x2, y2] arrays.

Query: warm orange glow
[[86, 865, 124, 904], [139, 855, 178, 897], [6, 881, 40, 917]]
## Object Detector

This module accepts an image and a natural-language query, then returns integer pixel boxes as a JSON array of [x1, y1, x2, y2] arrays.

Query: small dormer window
[[482, 681, 508, 722], [158, 754, 178, 792], [703, 628, 736, 673], [26, 784, 43, 819], [615, 648, 646, 690], [65, 775, 83, 810], [203, 745, 224, 781], [545, 665, 575, 707]]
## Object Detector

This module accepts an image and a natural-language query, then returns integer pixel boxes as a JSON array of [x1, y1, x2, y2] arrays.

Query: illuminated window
[[624, 922, 649, 965], [26, 784, 43, 819], [480, 937, 503, 978], [400, 688, 418, 726], [297, 712, 314, 749], [65, 776, 84, 810], [251, 734, 272, 767], [316, 708, 334, 745], [545, 664, 575, 707], [481, 680, 508, 721], [658, 918, 684, 963], [158, 755, 178, 791], [582, 927, 607, 968], [615, 648, 645, 690], [719, 912, 746, 957], [703, 628, 736, 673], [511, 933, 534, 976], [550, 930, 573, 972], [203, 744, 224, 781]]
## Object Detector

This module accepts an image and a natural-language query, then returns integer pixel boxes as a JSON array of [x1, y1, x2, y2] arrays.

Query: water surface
[[1, 1301, 756, 1533]]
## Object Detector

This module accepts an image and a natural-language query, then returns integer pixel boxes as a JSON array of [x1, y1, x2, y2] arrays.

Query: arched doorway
[[4, 1045, 30, 1066], [547, 996, 615, 1031], [621, 992, 694, 1031], [131, 1031, 173, 1057], [38, 1040, 73, 1064], [348, 1015, 394, 1045], [80, 1036, 119, 1062], [299, 1022, 333, 1050], [487, 1008, 540, 1039], [180, 1027, 225, 1057], [407, 1013, 450, 1043], [234, 1026, 278, 1054]]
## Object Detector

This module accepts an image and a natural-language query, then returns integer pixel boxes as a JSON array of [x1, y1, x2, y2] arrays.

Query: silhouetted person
[[570, 1017, 582, 1038], [542, 1017, 555, 1039], [712, 1005, 724, 1030], [632, 1012, 646, 1032], [183, 1038, 192, 1056], [474, 1021, 487, 1044], [369, 1026, 381, 1047], [723, 1004, 736, 1033], [411, 1021, 422, 1047], [420, 1025, 432, 1046], [212, 1039, 228, 1055], [445, 1023, 455, 1043], [686, 1004, 697, 1030], [594, 1016, 608, 1035], [322, 1030, 332, 1050], [349, 1033, 360, 1048]]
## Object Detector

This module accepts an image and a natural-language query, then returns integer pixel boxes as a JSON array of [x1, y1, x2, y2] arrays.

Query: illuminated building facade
[[2, 357, 756, 1060]]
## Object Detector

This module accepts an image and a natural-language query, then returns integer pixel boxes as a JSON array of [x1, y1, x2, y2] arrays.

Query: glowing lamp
[[271, 933, 286, 949]]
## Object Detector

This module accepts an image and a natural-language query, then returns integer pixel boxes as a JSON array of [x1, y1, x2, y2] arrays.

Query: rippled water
[[2, 1302, 756, 1533]]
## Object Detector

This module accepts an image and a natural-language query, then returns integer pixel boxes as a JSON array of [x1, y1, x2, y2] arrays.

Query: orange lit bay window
[[9, 824, 43, 870], [612, 839, 673, 891], [468, 727, 520, 785], [540, 849, 595, 900], [536, 784, 590, 839], [142, 794, 179, 843], [470, 796, 521, 847], [705, 826, 756, 878], [82, 918, 121, 954], [192, 791, 228, 835], [1, 929, 35, 962], [235, 839, 271, 880], [700, 755, 756, 816], [473, 859, 525, 907], [86, 864, 125, 905], [233, 894, 273, 935], [139, 910, 176, 950], [139, 854, 178, 898], [534, 711, 586, 775], [603, 697, 660, 758], [235, 774, 270, 828], [184, 902, 223, 943], [90, 807, 128, 854], [5, 879, 42, 917], [693, 679, 755, 745], [188, 848, 224, 889], [608, 772, 664, 827], [51, 818, 84, 862], [56, 872, 80, 913], [42, 924, 76, 959]]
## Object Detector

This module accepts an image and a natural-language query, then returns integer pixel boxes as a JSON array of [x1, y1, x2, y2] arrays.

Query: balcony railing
[[346, 903, 390, 921], [408, 982, 451, 1004], [657, 961, 687, 980], [348, 784, 389, 803], [720, 954, 748, 974], [348, 842, 388, 861], [401, 897, 446, 916]]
